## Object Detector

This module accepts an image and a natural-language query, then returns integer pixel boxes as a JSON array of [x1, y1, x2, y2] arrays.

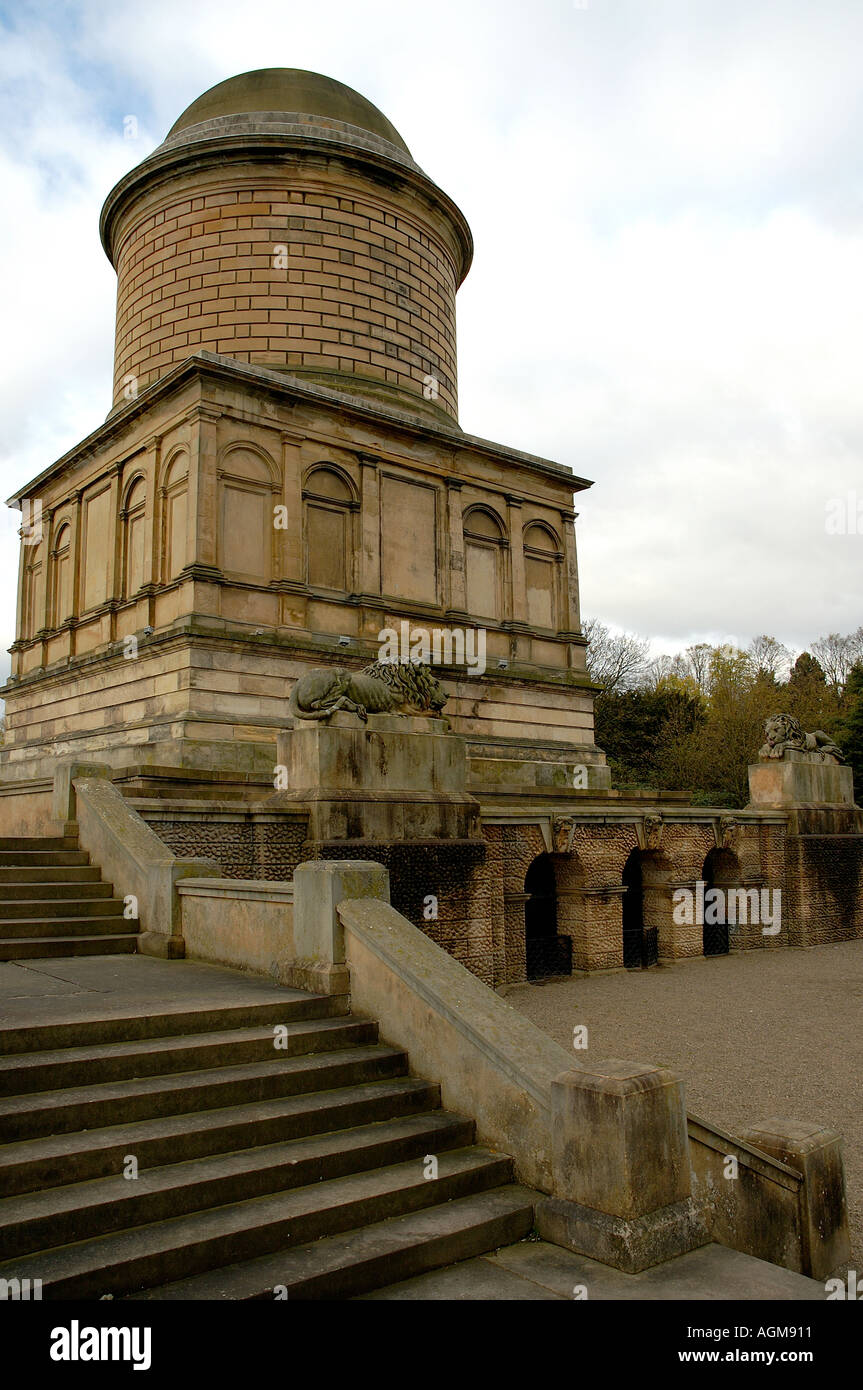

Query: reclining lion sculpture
[[288, 660, 447, 723], [758, 712, 844, 763]]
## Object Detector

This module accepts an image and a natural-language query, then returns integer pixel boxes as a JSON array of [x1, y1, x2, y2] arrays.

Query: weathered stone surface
[[549, 1060, 693, 1219], [536, 1194, 708, 1275], [748, 755, 856, 808], [740, 1118, 851, 1280]]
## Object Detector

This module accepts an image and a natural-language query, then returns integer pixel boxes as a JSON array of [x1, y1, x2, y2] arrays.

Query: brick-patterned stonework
[[784, 834, 863, 946], [140, 806, 860, 989], [481, 816, 808, 985], [145, 816, 307, 880], [111, 179, 460, 418]]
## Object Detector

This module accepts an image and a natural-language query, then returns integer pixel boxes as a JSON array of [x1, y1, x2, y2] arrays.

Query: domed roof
[[167, 67, 411, 155]]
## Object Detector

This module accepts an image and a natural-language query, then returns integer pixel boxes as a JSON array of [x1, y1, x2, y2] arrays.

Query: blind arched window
[[464, 507, 506, 620], [524, 522, 562, 630]]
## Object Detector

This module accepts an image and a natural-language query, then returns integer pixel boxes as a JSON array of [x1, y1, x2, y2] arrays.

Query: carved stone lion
[[288, 661, 447, 723], [758, 713, 844, 763]]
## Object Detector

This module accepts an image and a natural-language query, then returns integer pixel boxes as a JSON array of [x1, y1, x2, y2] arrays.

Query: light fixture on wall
[[338, 635, 351, 647], [497, 658, 509, 670]]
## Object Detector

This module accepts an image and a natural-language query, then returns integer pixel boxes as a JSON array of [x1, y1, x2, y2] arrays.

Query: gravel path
[[504, 939, 863, 1279]]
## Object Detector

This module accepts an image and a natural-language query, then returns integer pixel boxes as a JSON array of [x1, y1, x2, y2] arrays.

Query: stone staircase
[[0, 836, 137, 961], [0, 983, 535, 1299]]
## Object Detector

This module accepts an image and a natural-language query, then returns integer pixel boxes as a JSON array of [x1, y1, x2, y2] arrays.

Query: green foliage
[[835, 663, 863, 802], [585, 626, 858, 808], [594, 685, 706, 787]]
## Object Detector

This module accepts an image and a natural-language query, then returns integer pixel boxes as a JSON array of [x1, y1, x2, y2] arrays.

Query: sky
[[0, 0, 861, 684]]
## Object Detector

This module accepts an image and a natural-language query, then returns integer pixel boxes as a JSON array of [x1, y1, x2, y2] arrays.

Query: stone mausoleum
[[2, 68, 862, 986]]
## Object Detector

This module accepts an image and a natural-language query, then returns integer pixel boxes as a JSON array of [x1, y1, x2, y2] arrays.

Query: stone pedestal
[[288, 859, 389, 995], [748, 750, 855, 809], [536, 1060, 708, 1273], [276, 712, 481, 842], [741, 1118, 850, 1279]]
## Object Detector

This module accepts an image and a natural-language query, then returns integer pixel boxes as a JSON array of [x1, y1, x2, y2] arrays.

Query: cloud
[[1, 0, 861, 691]]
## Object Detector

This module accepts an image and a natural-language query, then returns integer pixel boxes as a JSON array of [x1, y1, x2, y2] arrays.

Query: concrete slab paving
[[0, 953, 308, 1028], [360, 1239, 828, 1300], [357, 1252, 564, 1299]]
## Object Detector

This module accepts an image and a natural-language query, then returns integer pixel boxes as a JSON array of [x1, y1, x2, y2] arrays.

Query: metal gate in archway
[[622, 850, 659, 969], [524, 854, 572, 980], [702, 850, 731, 957]]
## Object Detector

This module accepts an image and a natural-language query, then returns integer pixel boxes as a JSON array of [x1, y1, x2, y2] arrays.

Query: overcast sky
[[0, 0, 861, 684]]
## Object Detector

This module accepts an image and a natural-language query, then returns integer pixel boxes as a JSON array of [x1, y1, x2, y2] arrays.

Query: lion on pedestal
[[288, 661, 448, 723], [758, 713, 844, 763]]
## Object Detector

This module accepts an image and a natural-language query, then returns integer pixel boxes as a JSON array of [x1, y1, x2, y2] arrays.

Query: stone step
[[0, 1148, 513, 1298], [0, 1111, 474, 1259], [0, 1017, 379, 1095], [0, 851, 90, 866], [0, 882, 115, 901], [0, 838, 79, 852], [0, 935, 138, 962], [0, 897, 125, 919], [0, 917, 136, 940], [0, 1044, 409, 1139], [0, 992, 344, 1056], [0, 1076, 441, 1197], [132, 1185, 536, 1301], [0, 866, 101, 884]]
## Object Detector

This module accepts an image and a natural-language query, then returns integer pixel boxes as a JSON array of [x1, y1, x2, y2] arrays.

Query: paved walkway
[[504, 939, 863, 1279], [359, 1237, 823, 1300], [0, 953, 296, 1029]]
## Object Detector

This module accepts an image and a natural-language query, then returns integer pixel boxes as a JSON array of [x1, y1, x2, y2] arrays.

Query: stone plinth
[[536, 1060, 709, 1272], [276, 712, 481, 842], [748, 750, 856, 809], [741, 1118, 850, 1279]]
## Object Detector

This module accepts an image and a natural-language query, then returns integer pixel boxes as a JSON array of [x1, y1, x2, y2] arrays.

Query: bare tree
[[748, 634, 793, 682], [582, 618, 650, 694], [811, 629, 863, 705]]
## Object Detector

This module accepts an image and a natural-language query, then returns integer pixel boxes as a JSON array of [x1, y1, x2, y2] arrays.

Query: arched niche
[[303, 464, 357, 591], [50, 521, 73, 626], [122, 476, 147, 598], [22, 540, 45, 639], [523, 521, 563, 631], [161, 451, 189, 582], [463, 505, 507, 620], [218, 446, 279, 584]]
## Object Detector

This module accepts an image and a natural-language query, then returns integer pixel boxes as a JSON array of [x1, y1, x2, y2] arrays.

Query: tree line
[[583, 621, 863, 808]]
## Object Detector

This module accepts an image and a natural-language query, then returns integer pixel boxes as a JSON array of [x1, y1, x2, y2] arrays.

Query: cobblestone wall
[[144, 816, 308, 880]]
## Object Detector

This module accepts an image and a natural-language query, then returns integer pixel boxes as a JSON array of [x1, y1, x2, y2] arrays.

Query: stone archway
[[523, 852, 572, 980], [701, 847, 741, 957], [621, 848, 671, 968]]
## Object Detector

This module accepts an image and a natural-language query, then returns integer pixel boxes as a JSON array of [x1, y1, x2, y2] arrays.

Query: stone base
[[536, 1195, 710, 1274], [276, 711, 481, 841], [740, 1118, 850, 1280], [748, 753, 856, 809], [137, 931, 186, 959], [282, 959, 351, 996]]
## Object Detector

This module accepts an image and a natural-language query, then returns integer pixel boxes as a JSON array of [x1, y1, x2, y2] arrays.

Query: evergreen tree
[[835, 662, 863, 802], [785, 652, 831, 731]]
